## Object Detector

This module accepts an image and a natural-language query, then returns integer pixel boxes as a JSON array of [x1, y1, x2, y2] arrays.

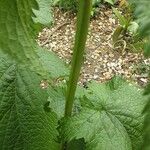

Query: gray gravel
[[38, 7, 150, 86]]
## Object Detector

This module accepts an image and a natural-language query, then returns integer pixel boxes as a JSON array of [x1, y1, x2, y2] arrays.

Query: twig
[[41, 22, 70, 47]]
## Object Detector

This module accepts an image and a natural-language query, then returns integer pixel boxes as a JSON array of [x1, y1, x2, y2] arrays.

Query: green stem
[[64, 0, 92, 117]]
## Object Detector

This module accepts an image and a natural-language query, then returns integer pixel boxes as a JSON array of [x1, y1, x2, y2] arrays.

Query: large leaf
[[61, 77, 148, 150], [0, 54, 60, 150], [0, 0, 68, 78], [0, 0, 68, 149]]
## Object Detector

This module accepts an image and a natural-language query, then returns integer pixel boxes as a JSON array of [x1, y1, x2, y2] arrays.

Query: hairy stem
[[64, 0, 92, 117]]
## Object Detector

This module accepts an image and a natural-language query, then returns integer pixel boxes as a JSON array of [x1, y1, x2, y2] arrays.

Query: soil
[[38, 6, 150, 86]]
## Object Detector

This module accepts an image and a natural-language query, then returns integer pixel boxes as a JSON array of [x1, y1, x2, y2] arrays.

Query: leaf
[[37, 48, 69, 78], [105, 0, 115, 5], [92, 0, 102, 6], [130, 1, 150, 146], [0, 54, 60, 150], [47, 85, 84, 119], [61, 108, 132, 150], [58, 0, 78, 10], [0, 0, 68, 78], [112, 26, 124, 43], [144, 39, 150, 57], [130, 0, 150, 57], [0, 0, 68, 149], [61, 77, 148, 150], [47, 86, 66, 118], [142, 83, 150, 150], [131, 1, 150, 37], [33, 0, 53, 26], [144, 83, 150, 96], [143, 108, 150, 150], [119, 0, 128, 7], [128, 21, 139, 35], [112, 7, 128, 27], [67, 139, 86, 150]]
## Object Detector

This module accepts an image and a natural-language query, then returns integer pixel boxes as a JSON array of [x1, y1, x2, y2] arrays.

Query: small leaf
[[33, 0, 53, 26], [128, 21, 139, 35], [105, 0, 115, 5], [112, 26, 124, 43], [112, 7, 128, 27], [92, 0, 102, 6]]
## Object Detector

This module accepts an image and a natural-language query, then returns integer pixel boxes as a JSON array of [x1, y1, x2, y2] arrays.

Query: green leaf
[[61, 108, 132, 150], [128, 21, 139, 35], [0, 0, 68, 78], [144, 39, 150, 57], [61, 77, 148, 150], [112, 26, 124, 43], [0, 54, 60, 150], [142, 83, 150, 150], [105, 0, 115, 5], [37, 48, 69, 78], [92, 0, 102, 6], [47, 86, 66, 118], [0, 0, 68, 149], [67, 139, 86, 150], [112, 7, 128, 27], [33, 0, 53, 26], [130, 0, 150, 57], [143, 100, 150, 150], [144, 83, 150, 96], [47, 85, 83, 119], [131, 1, 150, 37]]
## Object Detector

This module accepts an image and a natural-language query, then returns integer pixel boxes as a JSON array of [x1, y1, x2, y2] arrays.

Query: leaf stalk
[[64, 0, 92, 117]]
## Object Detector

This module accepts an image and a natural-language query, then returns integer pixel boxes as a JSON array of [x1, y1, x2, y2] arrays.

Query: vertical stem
[[64, 0, 92, 117]]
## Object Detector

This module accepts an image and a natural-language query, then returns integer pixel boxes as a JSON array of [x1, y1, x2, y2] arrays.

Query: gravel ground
[[38, 7, 150, 86]]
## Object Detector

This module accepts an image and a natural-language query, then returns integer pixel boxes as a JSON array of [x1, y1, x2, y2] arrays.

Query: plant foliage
[[0, 56, 60, 149], [60, 77, 148, 150], [0, 0, 68, 78], [130, 0, 150, 56], [129, 1, 150, 149], [57, 0, 116, 11], [0, 0, 149, 150], [0, 0, 68, 149]]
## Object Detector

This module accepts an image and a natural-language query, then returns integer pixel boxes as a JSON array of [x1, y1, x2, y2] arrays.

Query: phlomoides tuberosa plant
[[0, 0, 149, 150]]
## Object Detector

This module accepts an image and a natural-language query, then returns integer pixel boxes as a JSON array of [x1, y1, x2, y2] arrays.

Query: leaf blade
[[0, 55, 60, 150], [61, 77, 148, 150]]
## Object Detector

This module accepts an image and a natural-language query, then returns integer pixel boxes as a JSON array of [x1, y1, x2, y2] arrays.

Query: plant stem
[[64, 0, 92, 117]]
